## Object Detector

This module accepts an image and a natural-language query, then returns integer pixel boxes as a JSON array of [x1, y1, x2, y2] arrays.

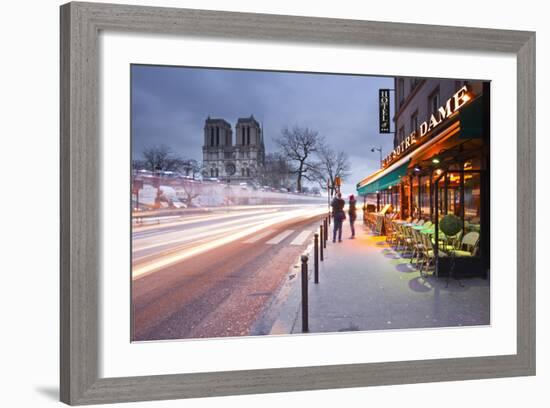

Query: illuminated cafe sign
[[379, 89, 391, 133], [381, 86, 471, 167]]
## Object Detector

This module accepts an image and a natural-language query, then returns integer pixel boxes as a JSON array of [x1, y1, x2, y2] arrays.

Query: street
[[132, 203, 327, 341]]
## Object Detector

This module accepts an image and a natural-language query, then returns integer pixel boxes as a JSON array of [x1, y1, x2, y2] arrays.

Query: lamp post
[[371, 146, 383, 168]]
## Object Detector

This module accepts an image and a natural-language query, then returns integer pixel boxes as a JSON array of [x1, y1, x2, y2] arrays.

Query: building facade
[[393, 78, 483, 149], [202, 115, 266, 182], [357, 77, 490, 278]]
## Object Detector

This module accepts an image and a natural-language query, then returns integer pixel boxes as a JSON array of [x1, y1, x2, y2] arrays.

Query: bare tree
[[178, 180, 202, 207], [313, 143, 351, 194], [141, 145, 183, 172], [179, 159, 204, 180], [275, 126, 322, 192]]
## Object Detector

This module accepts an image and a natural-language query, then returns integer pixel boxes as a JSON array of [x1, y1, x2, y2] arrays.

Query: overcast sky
[[131, 65, 395, 195]]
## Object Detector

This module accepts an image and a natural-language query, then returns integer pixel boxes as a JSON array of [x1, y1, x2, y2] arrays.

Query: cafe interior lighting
[[432, 158, 440, 164]]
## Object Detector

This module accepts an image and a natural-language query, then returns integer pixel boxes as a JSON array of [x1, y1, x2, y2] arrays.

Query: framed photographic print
[[60, 1, 536, 405]]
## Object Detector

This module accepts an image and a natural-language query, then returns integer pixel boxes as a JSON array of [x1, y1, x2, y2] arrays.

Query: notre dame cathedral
[[202, 115, 266, 183]]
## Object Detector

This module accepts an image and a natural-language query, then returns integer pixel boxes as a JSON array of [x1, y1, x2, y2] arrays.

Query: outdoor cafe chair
[[394, 223, 405, 251], [419, 230, 447, 276], [418, 231, 434, 276], [401, 224, 416, 256], [385, 220, 396, 245], [438, 230, 463, 254], [452, 231, 480, 257], [393, 222, 406, 250], [410, 228, 426, 267]]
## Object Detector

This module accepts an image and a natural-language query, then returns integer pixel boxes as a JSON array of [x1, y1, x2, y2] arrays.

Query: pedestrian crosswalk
[[289, 230, 312, 246], [266, 230, 295, 245], [243, 229, 314, 246]]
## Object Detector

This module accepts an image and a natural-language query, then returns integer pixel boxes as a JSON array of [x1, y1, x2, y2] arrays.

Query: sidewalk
[[258, 213, 490, 335]]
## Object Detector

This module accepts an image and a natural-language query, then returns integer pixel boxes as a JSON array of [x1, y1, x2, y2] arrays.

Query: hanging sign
[[379, 89, 391, 133]]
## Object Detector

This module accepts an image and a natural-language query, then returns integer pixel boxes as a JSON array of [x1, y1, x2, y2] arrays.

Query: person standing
[[348, 194, 357, 239], [331, 192, 346, 243]]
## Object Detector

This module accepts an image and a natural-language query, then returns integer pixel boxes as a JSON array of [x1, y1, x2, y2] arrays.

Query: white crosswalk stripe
[[243, 229, 275, 244], [266, 230, 295, 245], [290, 230, 312, 246]]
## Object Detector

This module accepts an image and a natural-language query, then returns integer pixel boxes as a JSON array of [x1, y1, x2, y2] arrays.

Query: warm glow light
[[435, 169, 443, 175], [432, 158, 440, 164]]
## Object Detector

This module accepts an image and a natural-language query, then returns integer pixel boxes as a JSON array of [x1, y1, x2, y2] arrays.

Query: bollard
[[301, 255, 309, 332], [320, 224, 324, 261], [323, 218, 328, 249], [314, 233, 319, 284], [328, 211, 331, 226]]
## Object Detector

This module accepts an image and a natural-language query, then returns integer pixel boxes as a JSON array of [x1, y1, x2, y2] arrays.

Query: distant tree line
[[133, 125, 350, 194], [132, 145, 203, 180]]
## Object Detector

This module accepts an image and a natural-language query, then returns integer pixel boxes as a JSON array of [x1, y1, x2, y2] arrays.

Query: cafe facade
[[357, 78, 490, 278]]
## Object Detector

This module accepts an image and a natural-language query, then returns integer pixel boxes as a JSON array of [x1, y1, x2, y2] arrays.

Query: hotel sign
[[381, 86, 471, 167], [379, 89, 391, 133]]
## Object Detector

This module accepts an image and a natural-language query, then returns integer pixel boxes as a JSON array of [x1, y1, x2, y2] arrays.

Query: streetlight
[[371, 146, 382, 167]]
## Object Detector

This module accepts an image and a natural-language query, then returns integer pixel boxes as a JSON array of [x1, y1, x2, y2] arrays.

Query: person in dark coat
[[331, 192, 346, 242], [348, 194, 357, 238]]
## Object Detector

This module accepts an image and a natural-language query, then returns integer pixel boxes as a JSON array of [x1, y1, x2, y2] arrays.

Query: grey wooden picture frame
[[60, 1, 536, 405]]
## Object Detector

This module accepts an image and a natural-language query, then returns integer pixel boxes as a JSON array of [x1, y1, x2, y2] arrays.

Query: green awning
[[357, 161, 409, 196], [459, 96, 483, 139]]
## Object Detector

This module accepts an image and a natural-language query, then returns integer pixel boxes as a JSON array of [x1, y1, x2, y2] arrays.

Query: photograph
[[130, 65, 491, 342]]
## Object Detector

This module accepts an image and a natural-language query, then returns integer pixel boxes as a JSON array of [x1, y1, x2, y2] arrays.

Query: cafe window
[[411, 177, 420, 218], [446, 172, 462, 216], [420, 175, 431, 218], [402, 181, 411, 219], [464, 172, 482, 234]]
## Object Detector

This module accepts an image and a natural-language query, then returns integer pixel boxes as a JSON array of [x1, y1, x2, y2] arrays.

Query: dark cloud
[[131, 64, 395, 193]]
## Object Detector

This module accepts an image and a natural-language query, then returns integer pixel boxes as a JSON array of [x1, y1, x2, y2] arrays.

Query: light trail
[[133, 208, 286, 252], [133, 207, 281, 233], [132, 204, 326, 279]]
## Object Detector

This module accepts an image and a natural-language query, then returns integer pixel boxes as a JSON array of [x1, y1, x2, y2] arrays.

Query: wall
[[394, 79, 483, 146], [0, 1, 546, 407]]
